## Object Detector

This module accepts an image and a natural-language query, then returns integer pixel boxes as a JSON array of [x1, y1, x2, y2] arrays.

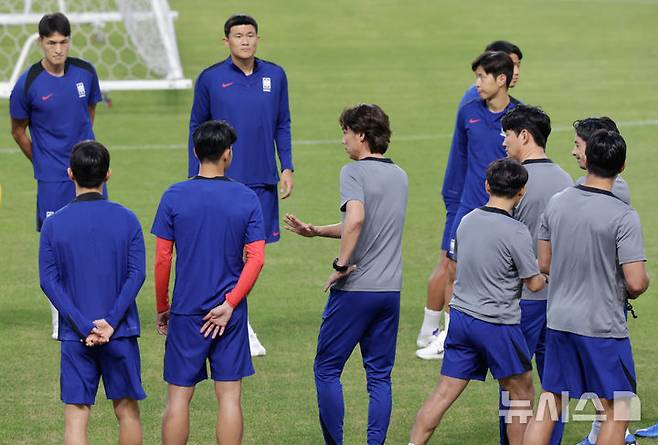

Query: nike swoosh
[[468, 118, 480, 124], [42, 93, 54, 101], [272, 231, 280, 237], [222, 82, 234, 88]]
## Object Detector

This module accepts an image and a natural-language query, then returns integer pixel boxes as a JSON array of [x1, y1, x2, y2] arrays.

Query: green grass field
[[1, 0, 657, 443]]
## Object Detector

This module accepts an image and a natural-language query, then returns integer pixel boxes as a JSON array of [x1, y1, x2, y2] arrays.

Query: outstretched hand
[[200, 301, 234, 339], [323, 265, 357, 292], [283, 213, 318, 237]]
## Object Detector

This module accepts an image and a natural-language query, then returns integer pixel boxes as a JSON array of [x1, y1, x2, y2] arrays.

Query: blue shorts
[[60, 337, 146, 405], [447, 205, 476, 260], [520, 299, 547, 378], [441, 309, 532, 381], [37, 181, 108, 232], [440, 207, 457, 251], [250, 185, 279, 244], [164, 304, 254, 386], [542, 329, 636, 400]]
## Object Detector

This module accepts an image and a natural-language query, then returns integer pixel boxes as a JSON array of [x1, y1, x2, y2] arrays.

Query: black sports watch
[[332, 257, 348, 272]]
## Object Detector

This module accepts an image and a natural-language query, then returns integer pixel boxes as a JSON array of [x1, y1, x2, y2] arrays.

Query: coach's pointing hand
[[283, 213, 318, 237], [201, 301, 234, 339]]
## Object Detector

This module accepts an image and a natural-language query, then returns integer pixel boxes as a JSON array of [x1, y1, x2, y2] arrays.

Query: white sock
[[588, 420, 601, 443], [419, 307, 441, 337], [50, 302, 58, 334], [444, 311, 450, 332], [625, 428, 631, 438]]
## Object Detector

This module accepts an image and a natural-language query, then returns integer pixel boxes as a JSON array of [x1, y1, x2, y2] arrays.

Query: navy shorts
[[440, 207, 456, 252], [447, 205, 476, 260], [37, 181, 108, 231], [60, 337, 146, 405], [441, 309, 532, 381], [164, 303, 254, 386], [250, 184, 280, 244], [542, 329, 637, 400]]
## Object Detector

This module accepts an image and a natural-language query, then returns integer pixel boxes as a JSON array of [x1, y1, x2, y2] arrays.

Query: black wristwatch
[[332, 257, 348, 272]]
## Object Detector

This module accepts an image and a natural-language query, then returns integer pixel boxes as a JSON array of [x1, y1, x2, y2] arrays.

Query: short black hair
[[70, 141, 110, 188], [339, 103, 392, 154], [224, 14, 258, 37], [38, 13, 71, 38], [573, 117, 619, 144], [472, 51, 514, 88], [585, 130, 626, 178], [486, 158, 528, 198], [193, 120, 237, 163], [485, 40, 523, 61], [501, 105, 551, 149]]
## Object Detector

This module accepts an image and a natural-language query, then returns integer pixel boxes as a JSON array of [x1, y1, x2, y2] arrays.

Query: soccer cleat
[[575, 438, 594, 445], [624, 432, 637, 444], [249, 333, 267, 357], [636, 423, 658, 437], [415, 330, 446, 360], [416, 331, 436, 348]]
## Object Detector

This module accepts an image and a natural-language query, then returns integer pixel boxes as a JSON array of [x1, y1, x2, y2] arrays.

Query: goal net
[[0, 0, 191, 98]]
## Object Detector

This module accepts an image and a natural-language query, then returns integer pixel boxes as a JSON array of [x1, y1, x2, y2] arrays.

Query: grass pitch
[[1, 0, 657, 443]]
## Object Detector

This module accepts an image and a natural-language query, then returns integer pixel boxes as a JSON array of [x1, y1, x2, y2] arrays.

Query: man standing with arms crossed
[[188, 14, 292, 356], [10, 12, 103, 339]]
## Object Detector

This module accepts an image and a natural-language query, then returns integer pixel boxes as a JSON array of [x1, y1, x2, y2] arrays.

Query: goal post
[[0, 0, 191, 98]]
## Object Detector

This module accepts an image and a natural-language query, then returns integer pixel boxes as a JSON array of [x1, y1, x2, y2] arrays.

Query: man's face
[[509, 53, 521, 88], [474, 66, 505, 100], [342, 127, 363, 160], [572, 134, 588, 170], [503, 129, 523, 161], [39, 32, 70, 67], [223, 24, 259, 61]]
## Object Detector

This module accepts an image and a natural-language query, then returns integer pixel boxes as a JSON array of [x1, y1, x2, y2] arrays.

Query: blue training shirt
[[187, 56, 293, 185], [151, 177, 265, 315], [441, 97, 519, 211], [39, 193, 145, 341], [10, 58, 102, 182]]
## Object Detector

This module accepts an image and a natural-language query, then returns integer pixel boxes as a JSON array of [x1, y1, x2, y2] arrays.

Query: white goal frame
[[0, 0, 191, 98]]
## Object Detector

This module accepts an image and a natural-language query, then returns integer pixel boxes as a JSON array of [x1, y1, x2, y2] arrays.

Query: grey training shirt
[[450, 207, 540, 324], [514, 159, 573, 300], [576, 174, 631, 205], [539, 185, 646, 338], [334, 157, 408, 292]]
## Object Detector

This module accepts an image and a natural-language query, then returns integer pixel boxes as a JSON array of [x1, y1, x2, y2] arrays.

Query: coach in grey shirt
[[524, 129, 649, 445], [284, 103, 407, 445], [572, 116, 631, 204]]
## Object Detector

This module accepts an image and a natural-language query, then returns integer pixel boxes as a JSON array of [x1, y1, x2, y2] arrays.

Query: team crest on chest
[[76, 82, 86, 98], [262, 77, 271, 93]]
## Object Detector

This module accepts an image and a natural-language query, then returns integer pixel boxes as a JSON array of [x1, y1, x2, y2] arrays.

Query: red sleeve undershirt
[[154, 237, 174, 313], [226, 240, 265, 308], [154, 237, 265, 313]]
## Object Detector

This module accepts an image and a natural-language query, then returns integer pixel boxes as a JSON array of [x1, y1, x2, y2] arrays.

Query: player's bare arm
[[283, 213, 341, 238], [10, 117, 32, 161], [537, 239, 552, 274], [323, 200, 364, 291], [622, 261, 650, 298]]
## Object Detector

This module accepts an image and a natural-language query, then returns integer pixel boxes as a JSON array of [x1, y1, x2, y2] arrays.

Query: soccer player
[[409, 158, 547, 445], [523, 130, 649, 445], [572, 117, 631, 204], [187, 13, 292, 356], [153, 120, 265, 445], [416, 51, 519, 359], [10, 12, 103, 339], [39, 141, 146, 445], [501, 104, 573, 445], [416, 41, 524, 352], [570, 117, 637, 445], [284, 104, 407, 445]]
